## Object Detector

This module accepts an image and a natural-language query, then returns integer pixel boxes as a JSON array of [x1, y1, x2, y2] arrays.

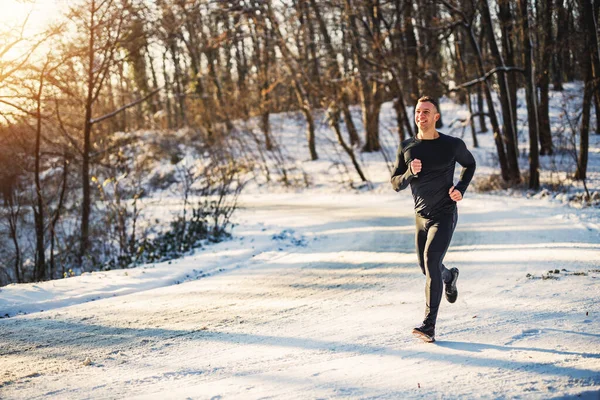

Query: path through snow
[[1, 193, 599, 399]]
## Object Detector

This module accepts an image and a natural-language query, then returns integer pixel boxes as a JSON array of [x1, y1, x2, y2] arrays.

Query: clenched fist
[[449, 186, 463, 202], [410, 159, 422, 175]]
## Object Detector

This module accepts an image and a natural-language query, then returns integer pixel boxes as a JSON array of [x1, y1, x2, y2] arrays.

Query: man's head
[[415, 96, 440, 134], [416, 96, 439, 113]]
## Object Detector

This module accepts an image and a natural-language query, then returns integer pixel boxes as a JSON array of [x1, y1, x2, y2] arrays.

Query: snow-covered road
[[1, 193, 600, 399]]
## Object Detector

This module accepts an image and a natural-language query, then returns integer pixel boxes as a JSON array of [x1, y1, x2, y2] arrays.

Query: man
[[391, 96, 476, 343]]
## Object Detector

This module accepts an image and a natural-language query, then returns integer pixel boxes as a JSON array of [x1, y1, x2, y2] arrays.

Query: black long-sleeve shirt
[[391, 133, 476, 218]]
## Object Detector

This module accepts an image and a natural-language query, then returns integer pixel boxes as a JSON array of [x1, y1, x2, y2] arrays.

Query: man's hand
[[409, 159, 422, 175], [449, 186, 463, 202]]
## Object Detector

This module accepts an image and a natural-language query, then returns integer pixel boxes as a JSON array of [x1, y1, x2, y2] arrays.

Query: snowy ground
[[1, 191, 599, 399], [1, 85, 600, 399]]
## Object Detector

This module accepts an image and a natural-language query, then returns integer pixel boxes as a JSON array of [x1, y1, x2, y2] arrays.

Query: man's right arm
[[390, 143, 415, 192]]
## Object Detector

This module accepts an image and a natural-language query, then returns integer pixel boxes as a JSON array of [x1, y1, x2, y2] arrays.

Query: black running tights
[[415, 211, 457, 326]]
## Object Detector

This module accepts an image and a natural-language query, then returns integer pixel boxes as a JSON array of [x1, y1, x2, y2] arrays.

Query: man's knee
[[424, 252, 444, 275]]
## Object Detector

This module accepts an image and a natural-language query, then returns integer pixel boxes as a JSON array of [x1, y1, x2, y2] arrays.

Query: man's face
[[415, 101, 440, 131]]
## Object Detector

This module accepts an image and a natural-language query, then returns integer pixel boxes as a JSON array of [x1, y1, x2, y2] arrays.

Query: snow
[[1, 85, 600, 399]]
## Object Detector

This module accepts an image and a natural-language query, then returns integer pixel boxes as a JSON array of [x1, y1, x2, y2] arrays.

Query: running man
[[391, 96, 476, 343]]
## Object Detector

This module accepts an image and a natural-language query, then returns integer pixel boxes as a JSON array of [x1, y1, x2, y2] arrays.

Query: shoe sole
[[412, 329, 435, 343], [445, 268, 459, 304]]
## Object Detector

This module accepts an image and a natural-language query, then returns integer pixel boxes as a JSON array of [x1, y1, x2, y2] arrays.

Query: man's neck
[[417, 129, 439, 140]]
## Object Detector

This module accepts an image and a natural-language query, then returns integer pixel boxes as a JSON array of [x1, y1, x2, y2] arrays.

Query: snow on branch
[[449, 66, 525, 92], [89, 88, 161, 125]]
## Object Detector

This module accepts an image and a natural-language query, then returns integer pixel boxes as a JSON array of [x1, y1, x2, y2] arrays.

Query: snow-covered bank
[[1, 192, 599, 399]]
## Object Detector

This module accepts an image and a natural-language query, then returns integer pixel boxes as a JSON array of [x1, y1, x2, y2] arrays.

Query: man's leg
[[415, 214, 428, 276], [441, 264, 452, 283], [422, 211, 457, 326]]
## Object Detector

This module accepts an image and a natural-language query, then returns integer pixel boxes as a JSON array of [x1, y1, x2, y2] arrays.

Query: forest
[[0, 0, 597, 285]]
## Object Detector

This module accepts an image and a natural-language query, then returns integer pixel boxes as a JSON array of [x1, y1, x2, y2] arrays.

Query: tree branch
[[0, 99, 38, 117], [449, 66, 525, 92], [89, 87, 162, 125], [54, 97, 83, 156]]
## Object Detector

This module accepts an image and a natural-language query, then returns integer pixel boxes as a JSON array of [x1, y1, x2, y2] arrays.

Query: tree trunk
[[261, 27, 274, 150], [205, 15, 234, 133], [537, 0, 554, 155], [123, 17, 154, 116], [565, 0, 576, 82], [476, 26, 489, 134], [574, 0, 598, 180], [363, 101, 382, 151], [145, 42, 161, 110], [553, 0, 565, 90], [466, 23, 510, 181], [341, 90, 361, 146], [519, 0, 540, 190], [77, 0, 124, 262], [8, 203, 21, 283], [161, 51, 173, 129], [265, 1, 318, 160], [169, 40, 187, 128], [452, 29, 467, 105], [466, 90, 479, 148], [309, 0, 360, 146], [34, 66, 46, 281], [249, 16, 273, 149], [455, 29, 478, 147], [50, 153, 68, 279], [593, 0, 600, 135], [80, 0, 96, 263], [481, 0, 520, 183], [345, 0, 383, 152], [234, 14, 249, 119], [575, 69, 592, 181], [477, 83, 488, 133], [300, 97, 318, 161], [595, 92, 600, 134], [403, 0, 420, 103], [498, 0, 518, 136], [418, 1, 444, 128], [303, 0, 320, 96], [394, 99, 406, 141], [221, 11, 235, 117], [327, 108, 369, 183]]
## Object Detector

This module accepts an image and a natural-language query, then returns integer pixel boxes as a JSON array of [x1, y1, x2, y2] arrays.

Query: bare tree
[[344, 0, 385, 152], [454, 28, 479, 148], [64, 0, 128, 263], [264, 0, 319, 160], [552, 0, 566, 91], [498, 0, 518, 136], [574, 0, 599, 181], [441, 0, 510, 182], [519, 0, 540, 190], [480, 0, 521, 183], [536, 0, 554, 155], [309, 0, 360, 146], [416, 1, 445, 128], [403, 0, 420, 104], [32, 59, 50, 281]]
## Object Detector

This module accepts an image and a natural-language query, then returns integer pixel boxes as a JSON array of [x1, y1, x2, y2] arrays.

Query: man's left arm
[[452, 140, 476, 198]]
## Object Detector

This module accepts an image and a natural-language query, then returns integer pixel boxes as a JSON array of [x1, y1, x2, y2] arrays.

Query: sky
[[1, 0, 65, 36]]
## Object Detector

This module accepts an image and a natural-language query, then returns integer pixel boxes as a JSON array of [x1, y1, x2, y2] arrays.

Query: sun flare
[[0, 0, 63, 38]]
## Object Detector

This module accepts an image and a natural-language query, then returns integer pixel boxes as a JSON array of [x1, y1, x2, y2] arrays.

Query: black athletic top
[[391, 132, 476, 218]]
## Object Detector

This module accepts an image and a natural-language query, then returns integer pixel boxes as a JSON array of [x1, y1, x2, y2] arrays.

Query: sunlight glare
[[1, 0, 64, 37]]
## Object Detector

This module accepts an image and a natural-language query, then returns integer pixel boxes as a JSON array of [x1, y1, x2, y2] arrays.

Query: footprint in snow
[[505, 329, 543, 344]]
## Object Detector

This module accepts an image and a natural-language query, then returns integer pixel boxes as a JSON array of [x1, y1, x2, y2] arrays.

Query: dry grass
[[471, 173, 527, 193]]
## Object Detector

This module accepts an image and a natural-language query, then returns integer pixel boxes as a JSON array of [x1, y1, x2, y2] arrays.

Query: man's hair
[[417, 96, 439, 112]]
